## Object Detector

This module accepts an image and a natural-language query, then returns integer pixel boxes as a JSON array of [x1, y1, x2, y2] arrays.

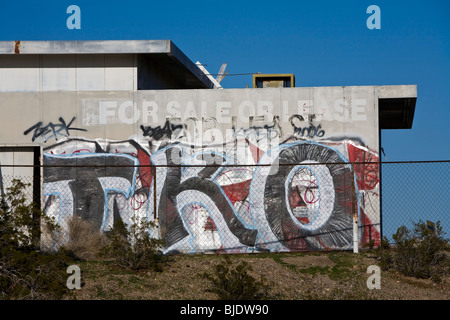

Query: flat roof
[[0, 40, 215, 89], [0, 41, 417, 128], [378, 85, 417, 129]]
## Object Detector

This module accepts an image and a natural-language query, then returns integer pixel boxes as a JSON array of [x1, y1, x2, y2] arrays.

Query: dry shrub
[[66, 216, 107, 261], [202, 255, 270, 300], [99, 216, 166, 271], [377, 220, 449, 282]]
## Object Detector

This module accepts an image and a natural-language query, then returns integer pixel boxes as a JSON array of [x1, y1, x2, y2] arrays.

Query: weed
[[328, 252, 354, 281], [99, 216, 166, 272], [203, 255, 270, 300], [271, 255, 298, 272], [65, 216, 108, 261], [299, 265, 331, 276]]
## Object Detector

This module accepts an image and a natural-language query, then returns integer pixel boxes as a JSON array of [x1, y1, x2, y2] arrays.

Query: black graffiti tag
[[293, 125, 325, 138], [140, 120, 183, 140], [24, 117, 87, 142]]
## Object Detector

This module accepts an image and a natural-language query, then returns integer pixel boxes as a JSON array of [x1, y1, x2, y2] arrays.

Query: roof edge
[[0, 40, 172, 55]]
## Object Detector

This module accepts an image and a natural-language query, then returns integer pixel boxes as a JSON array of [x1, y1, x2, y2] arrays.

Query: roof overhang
[[378, 85, 417, 129], [0, 40, 215, 89]]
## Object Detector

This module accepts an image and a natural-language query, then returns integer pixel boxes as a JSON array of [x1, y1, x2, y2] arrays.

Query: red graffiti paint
[[204, 216, 218, 231], [137, 148, 153, 191], [359, 210, 381, 248], [347, 144, 379, 190], [221, 179, 251, 204], [247, 140, 265, 164]]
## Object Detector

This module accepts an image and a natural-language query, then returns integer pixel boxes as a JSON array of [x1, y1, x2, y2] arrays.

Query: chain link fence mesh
[[0, 160, 448, 253], [381, 160, 450, 242]]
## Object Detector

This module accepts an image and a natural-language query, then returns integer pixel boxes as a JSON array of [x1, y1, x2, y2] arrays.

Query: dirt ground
[[69, 250, 450, 300]]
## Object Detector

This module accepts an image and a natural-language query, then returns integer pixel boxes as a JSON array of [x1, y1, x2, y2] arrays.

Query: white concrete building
[[0, 40, 416, 253]]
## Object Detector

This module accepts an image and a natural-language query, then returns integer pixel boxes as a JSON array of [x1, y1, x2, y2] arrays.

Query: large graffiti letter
[[251, 141, 357, 251], [156, 146, 258, 253], [43, 153, 138, 240]]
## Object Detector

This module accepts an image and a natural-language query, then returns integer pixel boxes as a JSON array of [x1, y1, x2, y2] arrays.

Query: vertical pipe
[[377, 87, 383, 243], [353, 216, 359, 253], [153, 164, 161, 240], [153, 164, 157, 220], [351, 162, 359, 253], [379, 126, 383, 242], [33, 147, 42, 250]]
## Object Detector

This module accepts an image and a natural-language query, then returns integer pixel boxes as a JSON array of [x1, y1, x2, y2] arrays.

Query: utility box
[[253, 73, 295, 88]]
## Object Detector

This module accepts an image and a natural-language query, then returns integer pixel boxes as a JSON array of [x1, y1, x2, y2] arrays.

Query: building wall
[[0, 54, 137, 92], [0, 86, 381, 253]]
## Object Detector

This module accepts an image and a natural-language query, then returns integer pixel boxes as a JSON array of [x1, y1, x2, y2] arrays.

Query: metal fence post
[[153, 164, 157, 221], [351, 162, 359, 253]]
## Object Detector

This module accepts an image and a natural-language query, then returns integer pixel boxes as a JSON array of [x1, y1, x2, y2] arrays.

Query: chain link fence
[[381, 160, 450, 242], [0, 160, 448, 253]]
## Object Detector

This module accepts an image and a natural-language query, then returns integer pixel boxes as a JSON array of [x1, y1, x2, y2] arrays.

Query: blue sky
[[0, 0, 449, 161]]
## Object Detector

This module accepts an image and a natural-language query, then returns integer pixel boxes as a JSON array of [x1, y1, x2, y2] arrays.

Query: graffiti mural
[[40, 132, 380, 254], [2, 85, 416, 254]]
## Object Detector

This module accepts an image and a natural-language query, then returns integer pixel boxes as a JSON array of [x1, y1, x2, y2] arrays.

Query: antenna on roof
[[196, 61, 223, 89], [216, 63, 229, 84]]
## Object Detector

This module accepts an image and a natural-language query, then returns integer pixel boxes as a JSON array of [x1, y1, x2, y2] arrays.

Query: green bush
[[377, 220, 449, 282], [0, 247, 71, 299], [375, 236, 393, 270], [99, 216, 166, 271], [0, 179, 71, 299], [203, 255, 269, 300], [1, 179, 43, 249]]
